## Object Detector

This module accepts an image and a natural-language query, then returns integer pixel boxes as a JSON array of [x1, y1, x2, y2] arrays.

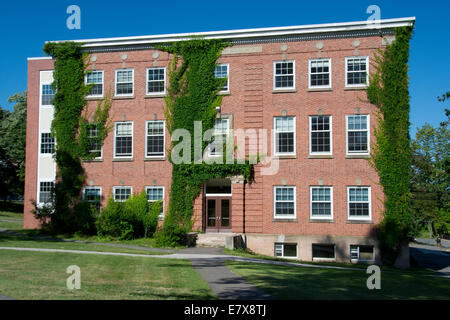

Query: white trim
[[308, 58, 332, 89], [345, 56, 369, 88], [112, 186, 133, 202], [27, 57, 53, 61], [39, 131, 55, 157], [309, 115, 333, 156], [309, 186, 333, 220], [350, 244, 375, 263], [145, 120, 166, 158], [273, 185, 297, 219], [273, 60, 296, 91], [345, 114, 370, 155], [145, 186, 165, 217], [82, 186, 102, 202], [37, 179, 55, 206], [215, 63, 230, 94], [274, 242, 298, 259], [208, 118, 230, 157], [114, 69, 134, 97], [273, 116, 296, 157], [146, 67, 166, 95], [85, 70, 104, 98], [87, 123, 103, 160], [113, 121, 134, 158], [347, 186, 372, 221]]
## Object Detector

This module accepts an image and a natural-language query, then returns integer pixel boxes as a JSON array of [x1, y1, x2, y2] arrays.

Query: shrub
[[143, 200, 162, 238]]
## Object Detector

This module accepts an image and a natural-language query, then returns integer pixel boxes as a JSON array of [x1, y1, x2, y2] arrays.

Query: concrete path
[[410, 242, 450, 276]]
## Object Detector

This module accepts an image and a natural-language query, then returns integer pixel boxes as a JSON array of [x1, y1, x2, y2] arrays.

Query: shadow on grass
[[0, 201, 23, 214]]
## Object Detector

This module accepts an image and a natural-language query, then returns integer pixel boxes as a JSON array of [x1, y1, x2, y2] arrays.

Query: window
[[113, 187, 132, 202], [274, 186, 296, 218], [274, 243, 297, 258], [40, 132, 55, 154], [83, 187, 102, 210], [146, 186, 164, 217], [147, 67, 166, 94], [87, 124, 102, 158], [348, 186, 371, 220], [86, 71, 104, 97], [114, 122, 133, 158], [146, 120, 165, 157], [214, 64, 229, 92], [273, 61, 295, 90], [115, 69, 134, 96], [39, 181, 54, 204], [346, 115, 369, 154], [350, 245, 374, 262], [309, 59, 331, 88], [208, 118, 230, 156], [312, 244, 335, 260], [310, 115, 332, 154], [346, 57, 368, 87], [274, 117, 295, 156], [310, 186, 333, 219], [41, 84, 55, 105]]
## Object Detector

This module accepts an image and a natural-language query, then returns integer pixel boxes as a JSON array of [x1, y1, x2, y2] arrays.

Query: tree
[[0, 92, 27, 198]]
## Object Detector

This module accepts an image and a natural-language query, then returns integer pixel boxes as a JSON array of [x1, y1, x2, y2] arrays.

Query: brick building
[[24, 17, 415, 263]]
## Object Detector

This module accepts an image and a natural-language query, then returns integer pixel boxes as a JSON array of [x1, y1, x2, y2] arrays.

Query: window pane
[[274, 62, 294, 88], [312, 244, 335, 259], [283, 244, 297, 257]]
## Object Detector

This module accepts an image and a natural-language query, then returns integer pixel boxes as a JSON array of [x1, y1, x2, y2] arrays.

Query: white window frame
[[37, 179, 55, 206], [312, 243, 336, 261], [208, 118, 230, 157], [145, 120, 165, 158], [40, 84, 55, 106], [345, 114, 370, 156], [308, 58, 332, 89], [215, 63, 230, 93], [347, 186, 372, 221], [85, 70, 104, 98], [350, 245, 375, 262], [145, 186, 165, 218], [146, 67, 166, 95], [273, 60, 296, 91], [82, 186, 102, 209], [273, 116, 296, 157], [113, 186, 132, 202], [39, 131, 55, 156], [309, 115, 333, 155], [310, 186, 333, 220], [345, 56, 369, 88], [115, 69, 134, 97], [274, 243, 298, 259], [273, 185, 297, 219], [87, 123, 103, 159], [113, 121, 133, 159]]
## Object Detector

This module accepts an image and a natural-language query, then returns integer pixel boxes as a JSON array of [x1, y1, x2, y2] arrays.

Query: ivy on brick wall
[[366, 27, 414, 265], [155, 39, 254, 246]]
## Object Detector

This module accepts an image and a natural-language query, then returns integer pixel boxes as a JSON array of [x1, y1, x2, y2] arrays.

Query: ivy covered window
[[41, 84, 55, 105], [309, 59, 331, 88], [346, 57, 368, 86], [214, 64, 229, 92], [86, 70, 104, 97], [310, 186, 333, 219], [347, 186, 371, 220], [310, 115, 332, 154], [147, 67, 166, 94], [83, 187, 102, 210], [115, 69, 134, 96], [146, 120, 165, 157], [274, 117, 295, 156], [208, 118, 229, 156], [274, 61, 295, 89], [114, 122, 133, 158], [39, 181, 54, 204], [113, 186, 132, 202], [40, 132, 55, 154], [146, 186, 164, 217], [274, 186, 296, 218], [88, 124, 102, 158], [346, 115, 369, 154]]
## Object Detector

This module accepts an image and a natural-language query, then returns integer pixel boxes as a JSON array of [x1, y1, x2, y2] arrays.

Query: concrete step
[[196, 233, 237, 248]]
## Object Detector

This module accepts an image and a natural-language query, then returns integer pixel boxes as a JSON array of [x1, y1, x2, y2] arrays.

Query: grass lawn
[[0, 250, 215, 300], [0, 201, 24, 231], [226, 260, 450, 300]]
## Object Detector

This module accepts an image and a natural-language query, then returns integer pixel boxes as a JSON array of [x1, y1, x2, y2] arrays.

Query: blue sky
[[0, 0, 448, 136]]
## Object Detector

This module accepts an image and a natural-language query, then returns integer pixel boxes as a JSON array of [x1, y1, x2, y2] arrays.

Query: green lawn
[[0, 250, 215, 300], [0, 201, 24, 231], [226, 260, 450, 300]]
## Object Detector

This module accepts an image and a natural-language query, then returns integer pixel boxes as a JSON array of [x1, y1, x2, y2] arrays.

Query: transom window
[[41, 84, 55, 105], [147, 67, 166, 94], [39, 181, 54, 204], [146, 120, 165, 157], [87, 124, 102, 158], [146, 186, 164, 217], [114, 122, 133, 158], [310, 115, 331, 154], [274, 243, 297, 258], [214, 64, 229, 92], [274, 61, 295, 89], [274, 186, 296, 218], [348, 186, 371, 220], [274, 117, 295, 155], [40, 132, 55, 154], [208, 118, 230, 156], [350, 245, 375, 262], [86, 71, 104, 97], [310, 186, 333, 219], [346, 57, 368, 86], [113, 187, 132, 202], [309, 59, 331, 88], [346, 115, 369, 154], [115, 69, 134, 96], [83, 187, 102, 210]]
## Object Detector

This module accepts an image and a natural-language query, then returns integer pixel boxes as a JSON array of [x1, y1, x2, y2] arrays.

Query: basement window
[[312, 244, 335, 260], [350, 245, 374, 262], [274, 243, 297, 258]]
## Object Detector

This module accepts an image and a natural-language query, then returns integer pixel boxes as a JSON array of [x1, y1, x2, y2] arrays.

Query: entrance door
[[206, 197, 231, 232]]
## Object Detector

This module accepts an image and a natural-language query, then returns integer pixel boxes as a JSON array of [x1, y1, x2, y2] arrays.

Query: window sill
[[113, 95, 135, 100], [345, 154, 370, 159], [144, 94, 166, 99], [308, 155, 334, 159], [346, 219, 373, 224], [309, 219, 334, 223], [82, 158, 103, 163], [273, 218, 297, 222], [275, 154, 296, 159], [85, 96, 104, 101], [218, 91, 230, 96], [308, 87, 333, 92], [272, 89, 296, 94], [312, 257, 336, 262], [344, 86, 368, 91], [112, 158, 134, 162], [144, 157, 166, 161]]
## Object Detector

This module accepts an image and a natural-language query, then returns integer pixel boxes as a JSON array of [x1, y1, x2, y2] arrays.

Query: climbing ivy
[[366, 27, 414, 265], [155, 39, 254, 246]]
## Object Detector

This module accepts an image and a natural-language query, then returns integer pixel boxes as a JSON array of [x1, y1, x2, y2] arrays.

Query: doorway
[[204, 179, 232, 233]]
